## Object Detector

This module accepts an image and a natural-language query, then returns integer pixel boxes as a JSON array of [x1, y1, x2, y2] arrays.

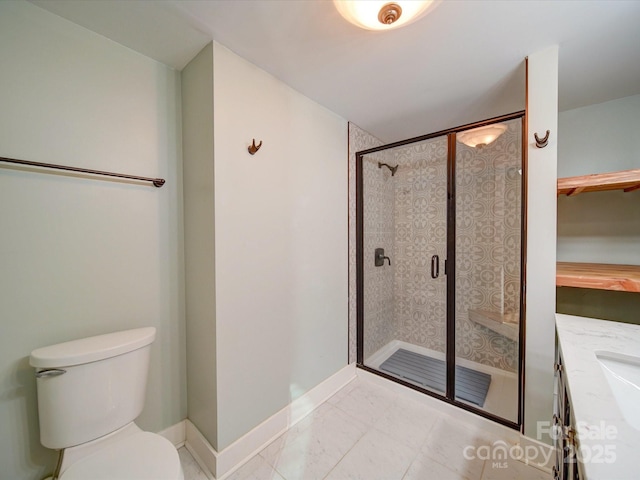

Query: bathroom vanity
[[555, 314, 640, 480]]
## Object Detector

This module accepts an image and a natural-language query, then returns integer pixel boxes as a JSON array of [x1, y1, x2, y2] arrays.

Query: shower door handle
[[431, 255, 439, 279]]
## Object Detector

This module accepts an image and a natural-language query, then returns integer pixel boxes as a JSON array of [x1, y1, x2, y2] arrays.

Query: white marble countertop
[[555, 314, 640, 480]]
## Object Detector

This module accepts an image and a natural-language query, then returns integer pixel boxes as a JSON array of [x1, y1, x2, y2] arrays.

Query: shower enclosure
[[356, 112, 525, 427]]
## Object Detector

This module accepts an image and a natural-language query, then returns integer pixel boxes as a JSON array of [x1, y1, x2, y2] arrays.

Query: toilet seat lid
[[61, 431, 183, 480]]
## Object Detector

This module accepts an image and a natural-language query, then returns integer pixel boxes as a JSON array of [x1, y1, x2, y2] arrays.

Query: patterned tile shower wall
[[348, 123, 382, 363], [349, 120, 521, 373], [362, 150, 397, 359], [392, 137, 448, 355], [455, 118, 522, 372]]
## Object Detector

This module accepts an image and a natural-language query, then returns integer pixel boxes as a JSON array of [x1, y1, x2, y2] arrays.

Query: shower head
[[378, 162, 399, 176]]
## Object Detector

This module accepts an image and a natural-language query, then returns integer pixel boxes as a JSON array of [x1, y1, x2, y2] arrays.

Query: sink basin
[[596, 351, 640, 431]]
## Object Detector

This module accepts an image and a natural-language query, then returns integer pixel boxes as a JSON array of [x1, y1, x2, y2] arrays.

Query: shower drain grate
[[379, 349, 491, 407]]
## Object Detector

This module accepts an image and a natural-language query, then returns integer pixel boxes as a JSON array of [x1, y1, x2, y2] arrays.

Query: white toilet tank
[[30, 327, 156, 449]]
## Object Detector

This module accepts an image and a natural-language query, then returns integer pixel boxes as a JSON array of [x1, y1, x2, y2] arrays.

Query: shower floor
[[366, 340, 518, 422], [379, 348, 491, 407]]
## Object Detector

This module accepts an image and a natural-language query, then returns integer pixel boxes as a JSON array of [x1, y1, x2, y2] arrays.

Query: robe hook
[[534, 130, 550, 148], [248, 139, 263, 155]]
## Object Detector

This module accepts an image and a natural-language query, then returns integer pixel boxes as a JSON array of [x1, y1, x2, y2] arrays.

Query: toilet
[[30, 327, 184, 480]]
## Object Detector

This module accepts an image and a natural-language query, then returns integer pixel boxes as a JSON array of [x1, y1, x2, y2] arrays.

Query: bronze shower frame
[[355, 110, 527, 431]]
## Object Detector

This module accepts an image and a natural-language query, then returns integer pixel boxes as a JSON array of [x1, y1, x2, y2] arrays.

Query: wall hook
[[248, 139, 263, 155], [534, 130, 550, 148], [378, 162, 399, 176]]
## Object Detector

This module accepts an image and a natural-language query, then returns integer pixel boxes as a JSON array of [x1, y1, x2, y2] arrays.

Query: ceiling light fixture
[[334, 1, 438, 31], [457, 124, 508, 149]]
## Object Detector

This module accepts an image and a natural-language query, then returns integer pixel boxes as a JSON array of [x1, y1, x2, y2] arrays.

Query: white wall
[[182, 43, 218, 447], [558, 94, 640, 178], [182, 42, 218, 448], [212, 42, 348, 450], [557, 94, 640, 264], [524, 46, 558, 443], [0, 2, 186, 479], [556, 94, 640, 323]]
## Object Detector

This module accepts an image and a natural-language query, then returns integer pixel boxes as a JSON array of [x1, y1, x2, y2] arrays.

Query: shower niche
[[356, 113, 525, 427]]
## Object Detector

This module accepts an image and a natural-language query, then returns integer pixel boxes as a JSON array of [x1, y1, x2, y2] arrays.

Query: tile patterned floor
[[180, 373, 550, 480]]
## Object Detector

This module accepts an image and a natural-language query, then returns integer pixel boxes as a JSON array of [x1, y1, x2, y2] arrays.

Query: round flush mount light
[[334, 0, 438, 31], [457, 124, 508, 149], [378, 3, 402, 25]]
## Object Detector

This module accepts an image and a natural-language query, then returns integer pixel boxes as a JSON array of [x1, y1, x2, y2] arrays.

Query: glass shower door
[[357, 112, 524, 427], [454, 117, 523, 423], [359, 135, 449, 397]]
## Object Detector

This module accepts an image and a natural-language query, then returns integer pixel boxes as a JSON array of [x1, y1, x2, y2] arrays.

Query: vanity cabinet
[[556, 314, 639, 480], [556, 169, 640, 293], [553, 344, 582, 480]]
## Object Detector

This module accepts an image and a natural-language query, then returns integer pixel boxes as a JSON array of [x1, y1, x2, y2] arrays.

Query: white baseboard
[[159, 362, 550, 477], [185, 363, 356, 479], [158, 420, 186, 448], [185, 420, 217, 478], [157, 420, 215, 478]]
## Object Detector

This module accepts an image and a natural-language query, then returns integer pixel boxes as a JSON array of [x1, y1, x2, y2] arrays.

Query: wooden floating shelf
[[557, 169, 640, 196], [556, 262, 640, 292]]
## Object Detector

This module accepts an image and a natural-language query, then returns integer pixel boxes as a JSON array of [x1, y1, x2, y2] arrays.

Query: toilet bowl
[[30, 328, 184, 479]]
